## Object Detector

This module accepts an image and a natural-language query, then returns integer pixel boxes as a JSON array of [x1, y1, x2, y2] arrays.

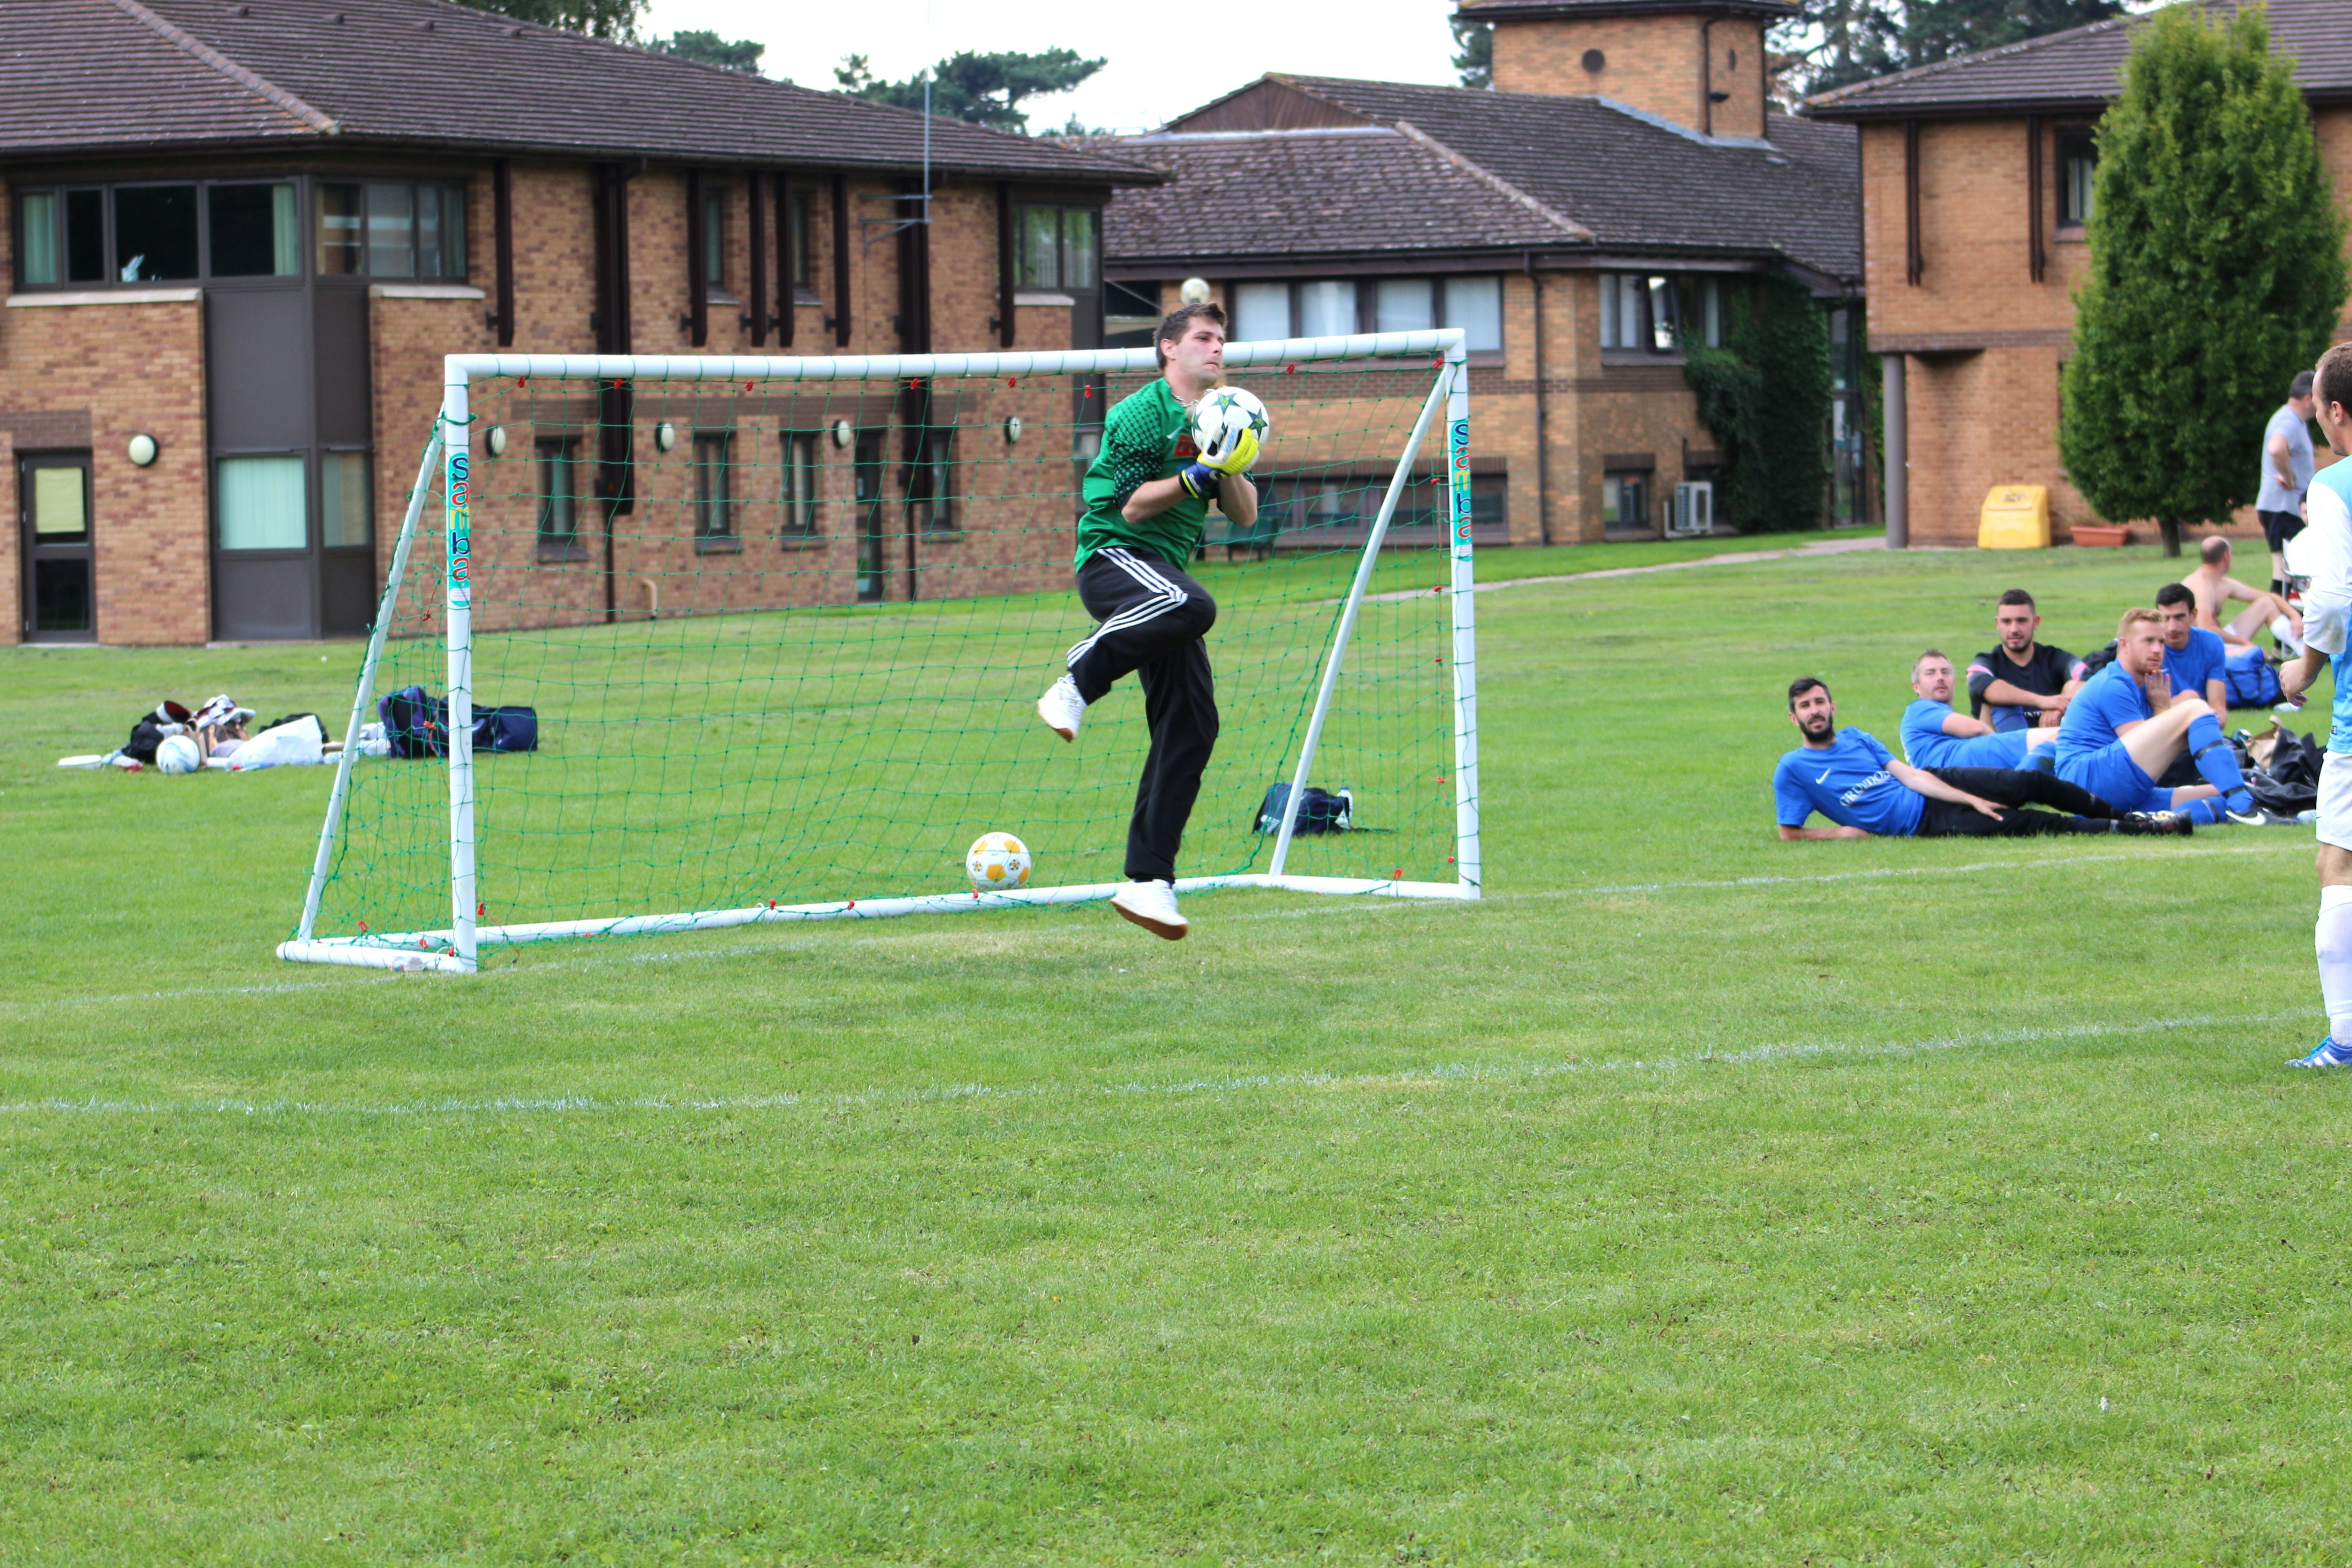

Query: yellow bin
[[1979, 484, 2051, 549]]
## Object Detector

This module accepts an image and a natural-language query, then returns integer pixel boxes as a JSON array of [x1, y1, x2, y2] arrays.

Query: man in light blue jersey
[[2276, 344, 2352, 1065], [1900, 649, 2060, 770]]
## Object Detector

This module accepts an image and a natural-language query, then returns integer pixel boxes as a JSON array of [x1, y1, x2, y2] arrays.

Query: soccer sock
[[2184, 796, 2230, 825], [2317, 885, 2352, 1044], [2186, 714, 2253, 810]]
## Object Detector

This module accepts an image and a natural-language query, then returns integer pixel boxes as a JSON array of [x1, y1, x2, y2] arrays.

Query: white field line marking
[[0, 840, 2315, 1011], [0, 1010, 2301, 1122], [1360, 535, 1894, 603]]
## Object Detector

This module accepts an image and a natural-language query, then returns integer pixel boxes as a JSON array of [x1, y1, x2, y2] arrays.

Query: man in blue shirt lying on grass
[[1900, 649, 2061, 769], [1775, 677, 2188, 840]]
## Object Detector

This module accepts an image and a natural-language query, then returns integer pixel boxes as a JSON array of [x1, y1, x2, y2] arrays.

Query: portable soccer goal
[[281, 329, 1482, 973]]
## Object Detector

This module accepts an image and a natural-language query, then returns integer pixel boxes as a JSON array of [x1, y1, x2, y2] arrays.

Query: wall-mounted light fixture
[[484, 425, 508, 458], [126, 433, 159, 467], [830, 418, 854, 449], [1003, 415, 1024, 445], [654, 421, 678, 453]]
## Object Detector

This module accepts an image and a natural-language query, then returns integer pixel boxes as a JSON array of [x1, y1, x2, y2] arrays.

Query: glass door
[[20, 453, 94, 642]]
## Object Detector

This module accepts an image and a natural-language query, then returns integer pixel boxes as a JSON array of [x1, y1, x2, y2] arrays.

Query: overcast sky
[[637, 0, 1465, 134]]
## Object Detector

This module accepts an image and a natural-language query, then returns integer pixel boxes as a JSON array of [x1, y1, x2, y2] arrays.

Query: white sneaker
[[1037, 674, 1084, 742], [1110, 879, 1188, 940]]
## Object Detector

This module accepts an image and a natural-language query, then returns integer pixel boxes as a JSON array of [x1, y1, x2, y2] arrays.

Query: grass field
[[5, 533, 2349, 1563]]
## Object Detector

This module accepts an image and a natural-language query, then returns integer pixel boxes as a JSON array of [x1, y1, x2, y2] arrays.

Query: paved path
[[1365, 535, 1892, 603]]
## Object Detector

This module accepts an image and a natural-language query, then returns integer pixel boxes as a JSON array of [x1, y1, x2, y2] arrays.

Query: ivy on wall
[[1683, 274, 1834, 530]]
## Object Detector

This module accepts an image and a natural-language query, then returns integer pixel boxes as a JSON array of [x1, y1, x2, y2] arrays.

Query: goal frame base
[[277, 874, 1473, 973]]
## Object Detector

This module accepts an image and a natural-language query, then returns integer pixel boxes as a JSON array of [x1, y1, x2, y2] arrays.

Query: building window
[[1015, 206, 1100, 290], [320, 452, 371, 547], [113, 184, 199, 282], [1602, 471, 1651, 534], [2058, 127, 2096, 227], [789, 187, 814, 288], [17, 191, 58, 286], [317, 181, 466, 278], [1376, 278, 1434, 333], [208, 183, 298, 277], [1442, 276, 1503, 352], [782, 432, 819, 538], [537, 438, 580, 551], [1297, 279, 1354, 337], [1234, 280, 1292, 341], [694, 432, 735, 545], [908, 427, 956, 535], [217, 455, 309, 550], [1103, 280, 1161, 349], [703, 187, 726, 285], [1599, 274, 1720, 354]]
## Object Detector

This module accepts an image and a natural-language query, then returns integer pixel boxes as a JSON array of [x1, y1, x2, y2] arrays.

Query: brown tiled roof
[[1104, 126, 1587, 270], [0, 0, 1157, 183], [1111, 75, 1860, 281], [1806, 0, 2352, 119], [1458, 0, 1797, 19]]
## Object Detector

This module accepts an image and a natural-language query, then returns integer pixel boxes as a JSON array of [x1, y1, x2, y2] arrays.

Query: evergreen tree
[[1451, 16, 1493, 89], [1781, 0, 2122, 96], [649, 29, 765, 74], [836, 49, 1106, 135], [2060, 4, 2346, 555], [450, 0, 641, 41], [1684, 274, 1834, 530]]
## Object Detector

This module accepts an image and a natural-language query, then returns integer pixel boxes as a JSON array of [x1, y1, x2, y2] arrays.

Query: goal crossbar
[[280, 329, 1482, 972]]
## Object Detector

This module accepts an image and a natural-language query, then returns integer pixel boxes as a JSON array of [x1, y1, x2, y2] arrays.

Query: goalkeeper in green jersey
[[1035, 301, 1262, 940]]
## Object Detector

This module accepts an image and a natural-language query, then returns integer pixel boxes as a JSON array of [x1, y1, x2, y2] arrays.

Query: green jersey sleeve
[[1073, 380, 1210, 570]]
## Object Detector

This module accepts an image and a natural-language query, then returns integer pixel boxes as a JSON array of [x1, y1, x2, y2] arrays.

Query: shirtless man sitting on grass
[[2188, 534, 2303, 651]]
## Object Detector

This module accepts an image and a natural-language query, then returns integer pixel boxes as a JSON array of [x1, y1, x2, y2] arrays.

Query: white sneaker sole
[[1110, 895, 1188, 940], [1037, 689, 1079, 742]]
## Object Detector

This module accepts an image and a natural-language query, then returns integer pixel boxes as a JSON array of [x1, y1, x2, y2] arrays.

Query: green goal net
[[282, 331, 1482, 973]]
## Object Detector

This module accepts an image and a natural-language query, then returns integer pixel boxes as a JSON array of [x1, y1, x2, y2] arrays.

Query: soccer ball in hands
[[965, 832, 1032, 892], [1192, 386, 1270, 474], [156, 733, 203, 774]]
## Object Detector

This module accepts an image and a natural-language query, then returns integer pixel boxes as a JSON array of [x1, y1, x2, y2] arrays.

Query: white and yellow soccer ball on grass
[[1192, 386, 1270, 475], [965, 832, 1032, 892]]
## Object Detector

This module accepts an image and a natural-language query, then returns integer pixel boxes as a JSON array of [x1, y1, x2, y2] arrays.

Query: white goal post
[[279, 328, 1482, 973]]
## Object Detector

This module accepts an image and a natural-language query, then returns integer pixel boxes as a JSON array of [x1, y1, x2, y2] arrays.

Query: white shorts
[[2322, 750, 2352, 852]]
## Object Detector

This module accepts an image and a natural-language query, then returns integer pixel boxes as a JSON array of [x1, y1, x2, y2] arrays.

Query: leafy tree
[[1684, 274, 1834, 530], [2061, 4, 2346, 555], [450, 0, 642, 42], [835, 49, 1106, 135], [1451, 16, 1493, 89], [649, 29, 765, 74]]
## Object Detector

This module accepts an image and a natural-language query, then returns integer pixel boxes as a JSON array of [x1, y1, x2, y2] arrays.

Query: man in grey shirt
[[2259, 370, 2319, 596]]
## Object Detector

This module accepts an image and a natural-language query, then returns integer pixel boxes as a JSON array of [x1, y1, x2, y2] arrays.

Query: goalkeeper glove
[[1176, 461, 1222, 499], [1198, 421, 1260, 475]]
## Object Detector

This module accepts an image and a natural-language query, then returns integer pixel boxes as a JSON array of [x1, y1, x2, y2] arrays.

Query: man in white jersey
[[2275, 343, 2352, 1066]]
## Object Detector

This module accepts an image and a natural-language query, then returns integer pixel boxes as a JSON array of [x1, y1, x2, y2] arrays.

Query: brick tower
[[1462, 0, 1796, 141]]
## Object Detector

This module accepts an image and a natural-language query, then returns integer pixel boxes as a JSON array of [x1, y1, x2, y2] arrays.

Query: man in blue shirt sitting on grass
[[1900, 649, 2061, 769], [2054, 607, 2292, 826], [1775, 677, 2186, 840]]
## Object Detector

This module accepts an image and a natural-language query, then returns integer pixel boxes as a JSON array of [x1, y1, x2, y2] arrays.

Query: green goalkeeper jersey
[[1074, 378, 1205, 569]]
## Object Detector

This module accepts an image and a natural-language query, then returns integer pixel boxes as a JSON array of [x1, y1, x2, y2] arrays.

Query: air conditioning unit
[[1669, 481, 1714, 537]]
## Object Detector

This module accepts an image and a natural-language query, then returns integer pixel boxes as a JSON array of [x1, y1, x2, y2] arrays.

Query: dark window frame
[[536, 435, 585, 559], [693, 430, 738, 550], [789, 187, 815, 290], [781, 430, 821, 540], [1602, 469, 1654, 534], [2055, 126, 2097, 229], [1012, 204, 1102, 292], [907, 425, 958, 537], [702, 184, 726, 287]]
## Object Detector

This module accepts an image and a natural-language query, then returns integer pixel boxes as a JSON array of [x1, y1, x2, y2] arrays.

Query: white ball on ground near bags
[[155, 734, 203, 774], [964, 832, 1032, 892]]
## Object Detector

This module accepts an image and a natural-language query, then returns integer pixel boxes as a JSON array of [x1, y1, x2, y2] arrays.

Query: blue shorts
[[2057, 743, 2167, 814]]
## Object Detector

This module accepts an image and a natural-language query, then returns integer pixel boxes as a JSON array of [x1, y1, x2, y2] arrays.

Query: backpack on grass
[[1252, 782, 1354, 836]]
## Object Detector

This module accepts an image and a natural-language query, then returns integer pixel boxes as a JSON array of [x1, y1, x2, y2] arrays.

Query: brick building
[[1806, 0, 2352, 546], [0, 0, 1150, 643], [1099, 0, 1868, 547]]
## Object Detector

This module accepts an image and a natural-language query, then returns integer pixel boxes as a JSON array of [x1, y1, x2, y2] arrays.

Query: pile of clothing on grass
[[59, 686, 536, 774]]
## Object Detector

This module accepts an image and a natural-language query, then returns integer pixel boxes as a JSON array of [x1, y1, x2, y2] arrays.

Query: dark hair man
[[2258, 369, 2319, 595], [2053, 608, 2276, 826], [2154, 582, 2230, 714], [2275, 343, 2352, 1065], [1033, 301, 1261, 940], [1967, 589, 2081, 732], [1774, 677, 2182, 840]]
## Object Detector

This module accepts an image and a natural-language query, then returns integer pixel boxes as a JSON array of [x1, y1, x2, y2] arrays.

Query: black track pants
[[1068, 546, 1219, 883], [1916, 765, 2123, 836]]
